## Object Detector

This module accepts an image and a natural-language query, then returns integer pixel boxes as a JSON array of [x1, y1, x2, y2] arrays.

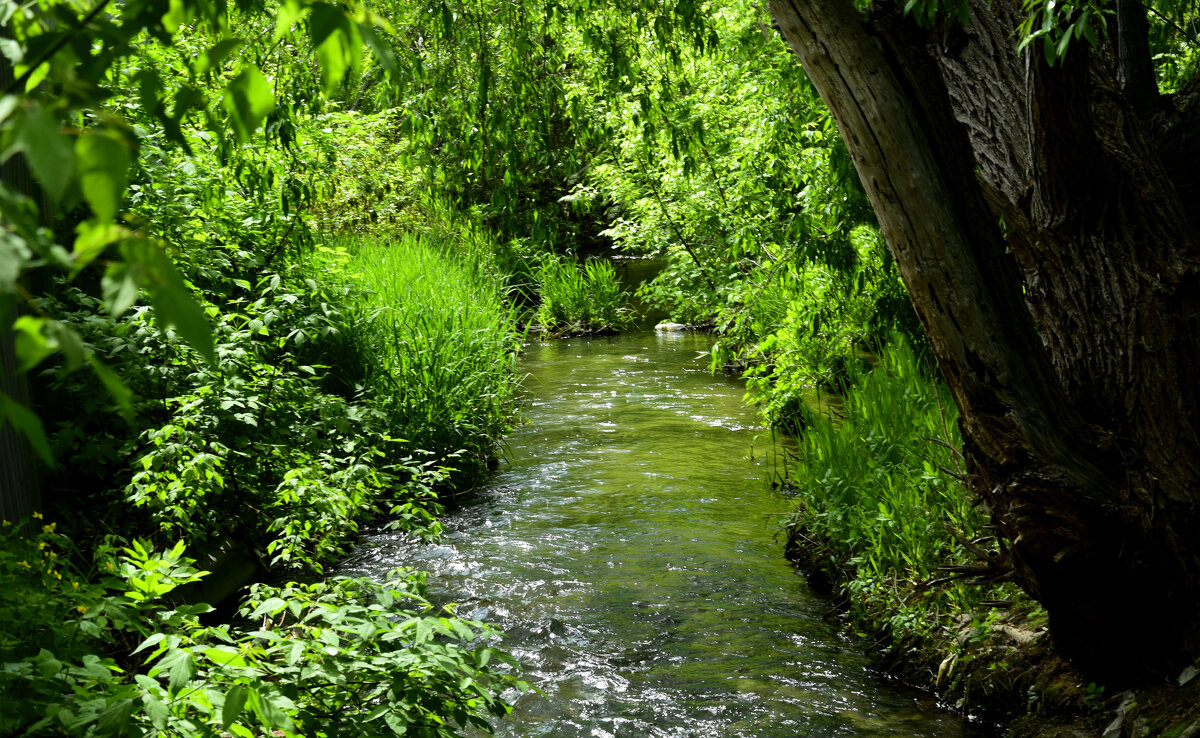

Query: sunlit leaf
[[10, 105, 73, 202], [12, 316, 54, 372], [222, 684, 249, 727], [311, 2, 361, 93], [76, 131, 132, 222], [275, 0, 309, 38], [222, 66, 276, 143], [73, 219, 125, 273], [195, 38, 244, 77]]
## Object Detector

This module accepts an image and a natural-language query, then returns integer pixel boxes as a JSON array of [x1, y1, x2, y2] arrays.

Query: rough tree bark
[[768, 0, 1200, 682]]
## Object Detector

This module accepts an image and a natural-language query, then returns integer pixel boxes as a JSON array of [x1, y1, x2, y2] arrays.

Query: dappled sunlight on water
[[340, 332, 991, 737]]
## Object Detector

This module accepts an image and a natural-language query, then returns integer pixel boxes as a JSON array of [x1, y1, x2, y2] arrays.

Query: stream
[[340, 332, 990, 737]]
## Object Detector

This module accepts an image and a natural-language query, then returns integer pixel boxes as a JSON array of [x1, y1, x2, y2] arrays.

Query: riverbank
[[775, 341, 1200, 738], [0, 225, 530, 735], [788, 523, 1200, 737]]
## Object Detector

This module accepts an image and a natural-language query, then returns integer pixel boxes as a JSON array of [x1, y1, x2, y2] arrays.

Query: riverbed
[[340, 332, 988, 737]]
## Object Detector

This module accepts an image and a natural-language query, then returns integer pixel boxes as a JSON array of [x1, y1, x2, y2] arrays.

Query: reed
[[328, 232, 522, 472], [533, 255, 633, 335], [784, 337, 992, 633]]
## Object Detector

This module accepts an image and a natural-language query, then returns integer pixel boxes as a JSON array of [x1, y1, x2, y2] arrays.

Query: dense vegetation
[[3, 0, 1199, 733]]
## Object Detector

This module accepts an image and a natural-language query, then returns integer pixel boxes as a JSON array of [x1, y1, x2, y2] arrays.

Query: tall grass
[[329, 233, 522, 474], [533, 255, 633, 335], [784, 337, 994, 637]]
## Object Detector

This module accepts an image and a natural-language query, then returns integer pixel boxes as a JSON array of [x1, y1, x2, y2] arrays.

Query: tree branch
[[1115, 0, 1162, 118]]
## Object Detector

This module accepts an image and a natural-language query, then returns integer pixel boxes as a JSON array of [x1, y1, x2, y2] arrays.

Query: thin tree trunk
[[0, 36, 41, 523]]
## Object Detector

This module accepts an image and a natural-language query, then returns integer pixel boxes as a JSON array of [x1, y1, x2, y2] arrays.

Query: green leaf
[[132, 633, 167, 656], [10, 104, 73, 202], [76, 131, 132, 223], [275, 0, 309, 38], [195, 38, 245, 77], [95, 698, 135, 736], [222, 683, 249, 727], [150, 272, 215, 364], [87, 355, 133, 419], [117, 239, 215, 363], [249, 597, 287, 618], [73, 219, 124, 274], [167, 651, 196, 693], [142, 692, 169, 729], [202, 646, 248, 667], [0, 390, 53, 465], [359, 24, 398, 78], [251, 687, 293, 730], [0, 233, 25, 292], [222, 67, 276, 143], [311, 3, 361, 93], [101, 261, 141, 318], [12, 316, 54, 372], [162, 0, 188, 33]]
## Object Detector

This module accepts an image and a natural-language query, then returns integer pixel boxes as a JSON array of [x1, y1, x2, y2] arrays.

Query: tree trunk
[[768, 0, 1200, 682], [0, 39, 41, 524]]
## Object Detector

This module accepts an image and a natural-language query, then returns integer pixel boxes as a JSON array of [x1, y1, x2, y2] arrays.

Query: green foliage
[[34, 259, 447, 574], [330, 233, 522, 477], [0, 0, 395, 450], [0, 525, 528, 736], [533, 256, 633, 335], [782, 339, 996, 640], [1016, 0, 1111, 65], [1147, 1, 1200, 92], [730, 227, 917, 430]]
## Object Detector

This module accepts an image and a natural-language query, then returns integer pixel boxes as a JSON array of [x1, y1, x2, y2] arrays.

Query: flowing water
[[341, 332, 990, 737]]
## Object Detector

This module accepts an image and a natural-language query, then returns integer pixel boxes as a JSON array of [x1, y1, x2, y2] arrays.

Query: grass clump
[[782, 337, 1001, 641], [533, 255, 633, 335], [337, 233, 522, 475]]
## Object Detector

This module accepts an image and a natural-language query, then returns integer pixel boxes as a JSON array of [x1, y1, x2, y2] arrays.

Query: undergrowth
[[0, 526, 528, 736], [781, 338, 1017, 647]]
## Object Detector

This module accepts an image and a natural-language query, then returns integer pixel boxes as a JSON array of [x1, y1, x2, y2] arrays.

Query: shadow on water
[[339, 332, 994, 737]]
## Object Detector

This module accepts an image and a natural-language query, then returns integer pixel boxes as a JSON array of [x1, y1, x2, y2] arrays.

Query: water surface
[[342, 332, 987, 737]]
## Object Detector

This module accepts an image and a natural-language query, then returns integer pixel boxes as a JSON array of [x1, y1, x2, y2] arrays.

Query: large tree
[[767, 0, 1200, 681]]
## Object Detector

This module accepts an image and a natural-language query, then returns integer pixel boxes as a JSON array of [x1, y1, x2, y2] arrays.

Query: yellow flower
[[42, 523, 55, 534], [2, 520, 11, 527], [72, 581, 79, 589], [76, 606, 88, 614], [32, 512, 43, 520], [18, 561, 30, 569]]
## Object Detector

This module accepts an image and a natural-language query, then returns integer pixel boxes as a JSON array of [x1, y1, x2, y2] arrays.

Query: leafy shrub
[[0, 527, 528, 736]]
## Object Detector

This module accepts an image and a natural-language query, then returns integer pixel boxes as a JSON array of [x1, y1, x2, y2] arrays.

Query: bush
[[0, 527, 528, 736]]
